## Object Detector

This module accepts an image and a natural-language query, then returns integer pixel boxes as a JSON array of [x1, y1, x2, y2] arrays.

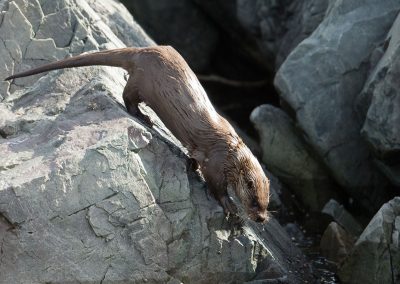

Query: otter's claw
[[137, 112, 153, 128], [219, 195, 238, 216], [187, 158, 200, 172]]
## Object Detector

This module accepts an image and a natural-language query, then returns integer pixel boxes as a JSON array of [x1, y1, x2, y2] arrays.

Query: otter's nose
[[255, 213, 267, 223]]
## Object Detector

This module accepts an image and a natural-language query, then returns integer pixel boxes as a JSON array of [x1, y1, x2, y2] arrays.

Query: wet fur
[[5, 46, 270, 222]]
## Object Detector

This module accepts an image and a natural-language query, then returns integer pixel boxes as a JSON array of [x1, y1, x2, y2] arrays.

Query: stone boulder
[[274, 0, 400, 211], [120, 0, 219, 72], [275, 0, 330, 67], [250, 104, 338, 211], [339, 197, 400, 284], [357, 12, 400, 186], [320, 222, 355, 265], [193, 0, 330, 69], [322, 199, 363, 237], [0, 0, 312, 283], [86, 0, 155, 48], [123, 0, 330, 72]]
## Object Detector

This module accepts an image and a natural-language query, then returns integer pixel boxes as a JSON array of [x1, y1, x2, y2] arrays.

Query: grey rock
[[25, 38, 69, 60], [12, 0, 43, 32], [339, 197, 400, 284], [122, 0, 219, 72], [276, 0, 330, 67], [87, 0, 155, 48], [284, 222, 306, 244], [357, 13, 400, 186], [320, 222, 355, 264], [194, 0, 329, 69], [251, 104, 337, 211], [275, 0, 400, 210], [322, 199, 363, 237], [35, 6, 75, 47], [0, 1, 35, 96], [0, 0, 312, 283]]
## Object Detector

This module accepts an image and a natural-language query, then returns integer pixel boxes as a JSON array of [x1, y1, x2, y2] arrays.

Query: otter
[[5, 46, 270, 222]]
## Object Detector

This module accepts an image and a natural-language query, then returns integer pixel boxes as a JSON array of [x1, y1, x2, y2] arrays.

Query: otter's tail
[[4, 47, 140, 80]]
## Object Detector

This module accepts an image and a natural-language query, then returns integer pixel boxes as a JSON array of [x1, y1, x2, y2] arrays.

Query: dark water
[[275, 190, 341, 283], [289, 226, 340, 283]]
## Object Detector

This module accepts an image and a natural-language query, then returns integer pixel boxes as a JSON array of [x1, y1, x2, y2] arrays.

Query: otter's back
[[135, 47, 221, 147]]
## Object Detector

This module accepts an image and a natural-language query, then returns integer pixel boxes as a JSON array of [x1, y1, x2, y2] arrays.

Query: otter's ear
[[247, 179, 255, 189]]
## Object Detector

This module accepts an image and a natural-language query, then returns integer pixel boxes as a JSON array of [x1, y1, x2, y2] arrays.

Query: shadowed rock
[[275, 0, 400, 211]]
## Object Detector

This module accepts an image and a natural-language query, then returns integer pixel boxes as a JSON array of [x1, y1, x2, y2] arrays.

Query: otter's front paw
[[137, 112, 154, 128], [219, 195, 238, 216], [187, 158, 200, 172]]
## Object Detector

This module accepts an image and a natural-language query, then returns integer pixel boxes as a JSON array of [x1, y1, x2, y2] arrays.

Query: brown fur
[[5, 46, 270, 222]]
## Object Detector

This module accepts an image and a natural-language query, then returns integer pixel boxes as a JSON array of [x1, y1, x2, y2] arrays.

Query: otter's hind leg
[[123, 77, 153, 127]]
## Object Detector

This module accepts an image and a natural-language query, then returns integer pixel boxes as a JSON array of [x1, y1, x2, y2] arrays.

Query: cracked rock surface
[[124, 0, 218, 72], [358, 12, 400, 187], [191, 0, 330, 70], [0, 0, 310, 283], [338, 197, 400, 284], [274, 0, 400, 211]]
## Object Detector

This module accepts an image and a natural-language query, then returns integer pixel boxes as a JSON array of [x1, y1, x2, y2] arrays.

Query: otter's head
[[226, 144, 270, 223]]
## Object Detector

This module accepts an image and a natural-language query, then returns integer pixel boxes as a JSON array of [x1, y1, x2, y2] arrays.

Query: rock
[[275, 0, 400, 211], [320, 222, 355, 265], [87, 0, 155, 48], [338, 197, 400, 284], [357, 13, 400, 186], [121, 0, 219, 72], [35, 5, 75, 47], [284, 222, 306, 244], [123, 0, 329, 72], [0, 0, 313, 283], [322, 199, 363, 237], [193, 0, 329, 69], [275, 0, 330, 67], [250, 104, 338, 211]]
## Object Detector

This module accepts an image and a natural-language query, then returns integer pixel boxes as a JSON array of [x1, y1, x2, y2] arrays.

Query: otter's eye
[[252, 199, 259, 208], [247, 179, 254, 189]]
